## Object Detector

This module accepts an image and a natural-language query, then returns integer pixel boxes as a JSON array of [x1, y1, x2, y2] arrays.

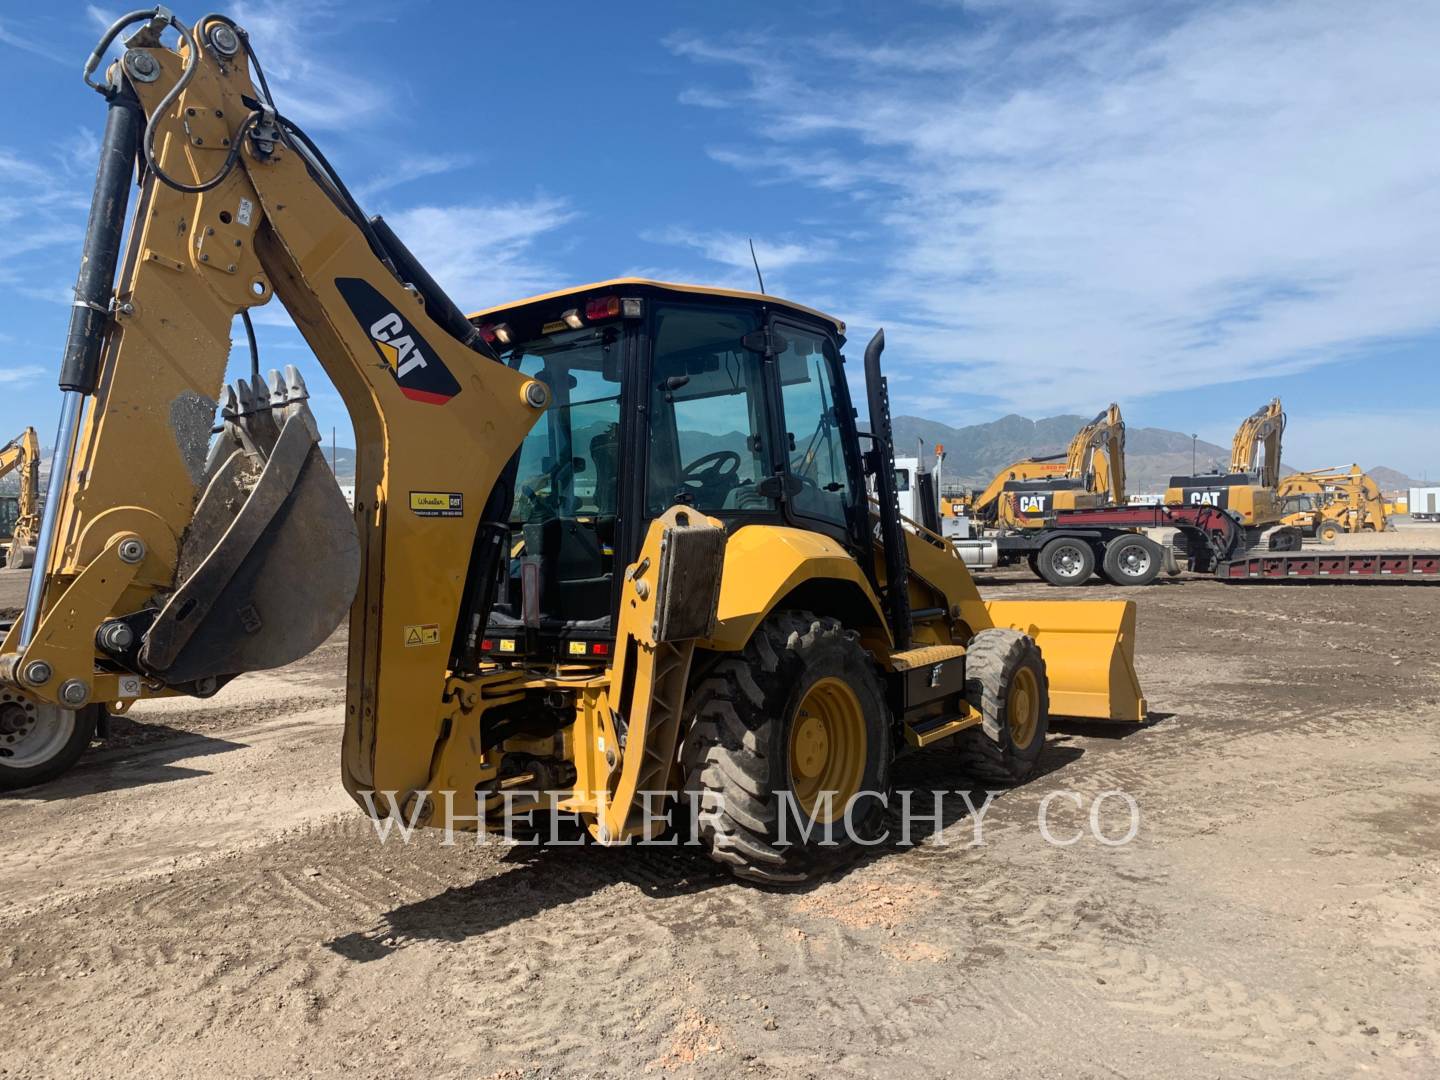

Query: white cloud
[[0, 18, 68, 63], [0, 365, 46, 385], [640, 227, 840, 296], [0, 147, 91, 287], [383, 196, 577, 310], [669, 2, 1440, 415], [228, 1, 388, 129], [353, 153, 473, 200]]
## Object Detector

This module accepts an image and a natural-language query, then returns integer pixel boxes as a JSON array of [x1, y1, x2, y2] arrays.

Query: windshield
[[503, 325, 623, 524]]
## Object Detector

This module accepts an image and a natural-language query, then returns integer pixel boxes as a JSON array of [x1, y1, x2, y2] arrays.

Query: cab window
[[508, 326, 623, 523], [775, 324, 856, 527], [647, 305, 777, 516]]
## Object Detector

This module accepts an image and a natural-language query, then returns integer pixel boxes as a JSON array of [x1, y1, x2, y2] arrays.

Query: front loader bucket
[[984, 599, 1146, 722], [136, 367, 359, 686]]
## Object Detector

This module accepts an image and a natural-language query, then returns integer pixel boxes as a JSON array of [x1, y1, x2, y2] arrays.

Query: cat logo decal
[[336, 277, 461, 405]]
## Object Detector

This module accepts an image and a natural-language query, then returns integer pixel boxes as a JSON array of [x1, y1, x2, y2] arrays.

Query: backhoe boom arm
[[0, 10, 546, 808]]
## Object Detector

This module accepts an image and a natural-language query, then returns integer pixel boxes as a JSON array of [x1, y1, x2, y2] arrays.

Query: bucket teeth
[[266, 368, 287, 425], [209, 366, 321, 471], [230, 378, 263, 457], [281, 366, 315, 429]]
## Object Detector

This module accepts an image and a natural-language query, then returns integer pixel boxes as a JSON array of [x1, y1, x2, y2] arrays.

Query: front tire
[[683, 612, 892, 884], [955, 629, 1049, 785], [1317, 519, 1342, 543], [0, 691, 97, 792]]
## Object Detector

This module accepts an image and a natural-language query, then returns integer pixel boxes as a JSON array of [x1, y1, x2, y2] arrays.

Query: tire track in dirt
[[0, 704, 353, 916]]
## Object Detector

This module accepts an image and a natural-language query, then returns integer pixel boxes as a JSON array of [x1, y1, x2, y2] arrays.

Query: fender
[[701, 525, 888, 651]]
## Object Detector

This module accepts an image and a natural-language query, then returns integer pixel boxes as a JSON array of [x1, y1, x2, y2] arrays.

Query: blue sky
[[1, 0, 1437, 478]]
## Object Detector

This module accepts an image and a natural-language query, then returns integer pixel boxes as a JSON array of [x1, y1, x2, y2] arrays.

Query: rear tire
[[0, 693, 97, 792], [955, 629, 1049, 785], [1036, 536, 1096, 586], [1101, 534, 1163, 586], [682, 611, 892, 884]]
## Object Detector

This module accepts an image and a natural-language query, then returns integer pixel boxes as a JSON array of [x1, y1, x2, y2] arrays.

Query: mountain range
[[891, 414, 1417, 495]]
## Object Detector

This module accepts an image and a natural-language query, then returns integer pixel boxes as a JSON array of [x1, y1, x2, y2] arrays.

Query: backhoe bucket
[[984, 599, 1146, 721], [136, 367, 359, 686]]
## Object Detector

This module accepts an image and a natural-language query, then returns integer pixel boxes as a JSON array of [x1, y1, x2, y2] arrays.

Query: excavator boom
[[0, 427, 42, 567], [1230, 397, 1285, 489], [976, 404, 1126, 526]]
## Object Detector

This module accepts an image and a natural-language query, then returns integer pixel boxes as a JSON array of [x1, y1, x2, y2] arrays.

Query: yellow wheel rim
[[788, 677, 867, 825], [1007, 666, 1041, 750]]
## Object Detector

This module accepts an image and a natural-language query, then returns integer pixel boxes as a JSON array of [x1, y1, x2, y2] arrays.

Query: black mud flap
[[138, 367, 359, 685]]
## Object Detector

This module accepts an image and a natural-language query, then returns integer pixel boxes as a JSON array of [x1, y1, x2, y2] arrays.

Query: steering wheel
[[680, 450, 741, 489]]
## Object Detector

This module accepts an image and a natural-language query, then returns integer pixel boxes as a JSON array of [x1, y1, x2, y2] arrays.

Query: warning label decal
[[404, 624, 441, 647]]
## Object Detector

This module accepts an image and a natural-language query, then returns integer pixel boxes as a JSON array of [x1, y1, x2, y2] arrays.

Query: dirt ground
[[2, 524, 1439, 1079]]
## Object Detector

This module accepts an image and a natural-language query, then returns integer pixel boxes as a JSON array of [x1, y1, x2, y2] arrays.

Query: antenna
[[748, 238, 766, 294]]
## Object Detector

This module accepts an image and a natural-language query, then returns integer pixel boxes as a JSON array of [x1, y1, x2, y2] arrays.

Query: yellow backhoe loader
[[0, 427, 42, 569], [1278, 465, 1389, 542], [0, 10, 1145, 881], [1163, 398, 1300, 553]]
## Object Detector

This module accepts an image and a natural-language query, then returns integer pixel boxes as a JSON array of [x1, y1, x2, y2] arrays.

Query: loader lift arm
[[0, 10, 546, 807]]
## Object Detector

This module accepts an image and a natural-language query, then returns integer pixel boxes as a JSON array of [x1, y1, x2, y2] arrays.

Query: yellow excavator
[[0, 10, 1145, 881], [972, 405, 1127, 528], [1278, 465, 1389, 542], [1163, 398, 1300, 552], [0, 427, 42, 569]]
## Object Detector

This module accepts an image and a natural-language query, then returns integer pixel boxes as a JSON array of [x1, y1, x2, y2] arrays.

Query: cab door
[[768, 318, 867, 549]]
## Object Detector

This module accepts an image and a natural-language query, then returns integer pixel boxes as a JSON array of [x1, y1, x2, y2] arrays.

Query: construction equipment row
[[912, 398, 1435, 587]]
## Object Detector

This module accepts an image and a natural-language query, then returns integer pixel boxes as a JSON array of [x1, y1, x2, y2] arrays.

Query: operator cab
[[0, 496, 18, 539], [469, 280, 868, 663]]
